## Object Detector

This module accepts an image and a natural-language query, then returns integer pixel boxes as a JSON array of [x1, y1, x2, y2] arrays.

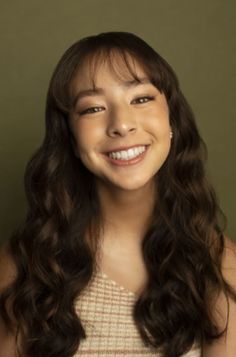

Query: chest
[[96, 241, 149, 295]]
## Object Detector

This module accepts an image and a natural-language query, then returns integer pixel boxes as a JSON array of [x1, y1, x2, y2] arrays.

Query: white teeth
[[108, 146, 146, 160], [123, 151, 128, 160]]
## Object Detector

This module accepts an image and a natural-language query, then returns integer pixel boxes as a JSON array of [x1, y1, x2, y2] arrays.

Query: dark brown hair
[[1, 31, 236, 357]]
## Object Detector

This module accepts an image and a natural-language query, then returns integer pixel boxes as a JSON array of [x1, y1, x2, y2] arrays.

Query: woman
[[0, 31, 236, 357]]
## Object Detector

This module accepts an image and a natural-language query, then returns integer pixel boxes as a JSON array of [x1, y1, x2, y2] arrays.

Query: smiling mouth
[[108, 145, 147, 160]]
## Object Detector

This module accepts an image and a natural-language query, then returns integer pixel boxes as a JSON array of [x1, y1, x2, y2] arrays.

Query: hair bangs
[[49, 36, 174, 115]]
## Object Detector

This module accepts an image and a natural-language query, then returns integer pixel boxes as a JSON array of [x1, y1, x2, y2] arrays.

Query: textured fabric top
[[74, 268, 202, 356]]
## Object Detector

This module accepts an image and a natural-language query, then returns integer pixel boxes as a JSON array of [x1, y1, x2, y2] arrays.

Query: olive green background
[[0, 0, 235, 244]]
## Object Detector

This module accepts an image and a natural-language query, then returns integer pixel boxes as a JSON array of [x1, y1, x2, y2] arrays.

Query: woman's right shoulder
[[0, 241, 19, 357], [0, 241, 17, 293]]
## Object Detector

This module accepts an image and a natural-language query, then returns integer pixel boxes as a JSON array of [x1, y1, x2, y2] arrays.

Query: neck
[[96, 179, 155, 247]]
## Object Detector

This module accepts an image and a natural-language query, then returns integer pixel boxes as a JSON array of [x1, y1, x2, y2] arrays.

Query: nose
[[106, 105, 137, 138]]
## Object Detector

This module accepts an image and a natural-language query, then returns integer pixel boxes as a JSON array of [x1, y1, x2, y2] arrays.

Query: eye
[[79, 106, 105, 116], [132, 95, 155, 104]]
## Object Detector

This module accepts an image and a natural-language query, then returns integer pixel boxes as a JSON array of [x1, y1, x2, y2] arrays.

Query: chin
[[113, 178, 154, 192]]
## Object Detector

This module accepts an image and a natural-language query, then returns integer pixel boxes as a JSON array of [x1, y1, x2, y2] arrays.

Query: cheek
[[145, 107, 170, 137], [73, 121, 104, 154]]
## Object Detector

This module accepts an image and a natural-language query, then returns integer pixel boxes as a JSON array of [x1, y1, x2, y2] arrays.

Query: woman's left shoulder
[[222, 235, 236, 282], [202, 235, 236, 356], [223, 235, 236, 252]]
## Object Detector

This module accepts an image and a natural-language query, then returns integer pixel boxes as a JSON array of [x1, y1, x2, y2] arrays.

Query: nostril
[[114, 129, 121, 134], [107, 123, 137, 138]]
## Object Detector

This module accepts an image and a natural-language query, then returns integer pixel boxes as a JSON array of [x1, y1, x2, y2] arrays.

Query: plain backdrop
[[0, 0, 235, 243]]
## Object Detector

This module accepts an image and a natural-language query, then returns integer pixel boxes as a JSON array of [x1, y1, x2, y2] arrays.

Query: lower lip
[[104, 146, 149, 166]]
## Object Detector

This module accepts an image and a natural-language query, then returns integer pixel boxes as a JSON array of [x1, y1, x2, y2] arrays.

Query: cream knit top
[[74, 268, 202, 356]]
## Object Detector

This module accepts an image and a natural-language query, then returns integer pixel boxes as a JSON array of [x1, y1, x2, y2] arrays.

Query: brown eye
[[132, 96, 155, 104], [79, 106, 105, 115]]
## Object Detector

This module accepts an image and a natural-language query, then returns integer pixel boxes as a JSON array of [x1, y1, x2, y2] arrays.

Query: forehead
[[71, 50, 149, 90]]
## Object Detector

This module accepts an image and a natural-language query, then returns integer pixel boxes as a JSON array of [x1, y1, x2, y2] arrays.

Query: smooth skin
[[69, 54, 171, 246]]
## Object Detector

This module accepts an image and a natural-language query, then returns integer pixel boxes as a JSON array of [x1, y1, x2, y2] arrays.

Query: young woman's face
[[68, 53, 172, 192]]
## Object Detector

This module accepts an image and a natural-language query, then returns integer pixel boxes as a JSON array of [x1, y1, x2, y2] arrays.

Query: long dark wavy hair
[[1, 31, 236, 357]]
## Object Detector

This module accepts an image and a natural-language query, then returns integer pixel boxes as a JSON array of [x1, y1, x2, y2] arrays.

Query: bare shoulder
[[0, 242, 19, 357], [0, 241, 17, 292], [223, 235, 236, 261], [221, 236, 236, 289], [202, 235, 236, 357]]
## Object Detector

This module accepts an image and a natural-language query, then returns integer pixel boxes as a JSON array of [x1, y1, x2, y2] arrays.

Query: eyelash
[[78, 95, 156, 116]]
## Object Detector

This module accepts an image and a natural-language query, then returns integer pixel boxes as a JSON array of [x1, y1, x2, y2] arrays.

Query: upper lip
[[104, 144, 149, 154]]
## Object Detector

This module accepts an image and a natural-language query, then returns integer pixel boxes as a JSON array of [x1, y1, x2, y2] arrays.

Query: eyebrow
[[72, 77, 152, 107]]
